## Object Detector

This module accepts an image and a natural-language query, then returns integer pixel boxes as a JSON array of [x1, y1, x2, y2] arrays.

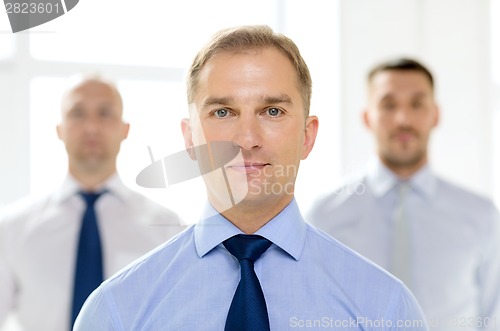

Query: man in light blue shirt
[[308, 58, 500, 331], [75, 26, 428, 331]]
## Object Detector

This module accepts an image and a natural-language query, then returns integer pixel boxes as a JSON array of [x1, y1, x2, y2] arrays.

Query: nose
[[82, 115, 101, 135], [394, 107, 412, 126], [232, 114, 263, 151]]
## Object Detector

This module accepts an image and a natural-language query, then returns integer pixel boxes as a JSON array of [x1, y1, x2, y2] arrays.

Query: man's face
[[57, 80, 129, 173], [364, 70, 439, 171], [182, 47, 318, 210]]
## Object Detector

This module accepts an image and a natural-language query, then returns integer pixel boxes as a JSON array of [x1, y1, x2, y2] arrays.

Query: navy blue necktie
[[223, 234, 272, 331], [71, 191, 105, 326]]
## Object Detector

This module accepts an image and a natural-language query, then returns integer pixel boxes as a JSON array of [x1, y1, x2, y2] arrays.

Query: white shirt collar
[[367, 159, 437, 199], [52, 173, 130, 204], [194, 198, 307, 261]]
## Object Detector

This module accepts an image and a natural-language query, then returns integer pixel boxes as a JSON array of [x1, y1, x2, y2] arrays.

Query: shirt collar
[[52, 173, 129, 204], [367, 159, 437, 199], [103, 173, 131, 202], [194, 198, 307, 261], [409, 165, 437, 198]]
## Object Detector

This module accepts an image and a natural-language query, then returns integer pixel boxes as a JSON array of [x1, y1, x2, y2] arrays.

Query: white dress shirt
[[308, 161, 500, 331], [0, 174, 185, 331]]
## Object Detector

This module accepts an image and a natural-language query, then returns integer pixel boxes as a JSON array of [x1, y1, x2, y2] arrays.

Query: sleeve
[[477, 203, 500, 331], [390, 286, 429, 331], [0, 216, 16, 326], [73, 287, 118, 331]]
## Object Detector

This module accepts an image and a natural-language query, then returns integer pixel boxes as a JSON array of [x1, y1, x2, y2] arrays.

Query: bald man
[[0, 76, 184, 331]]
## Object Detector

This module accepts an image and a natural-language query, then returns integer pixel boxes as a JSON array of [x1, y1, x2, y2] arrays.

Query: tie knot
[[223, 234, 272, 263], [79, 191, 105, 206]]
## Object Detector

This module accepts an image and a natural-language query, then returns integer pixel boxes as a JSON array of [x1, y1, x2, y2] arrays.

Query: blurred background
[[1, 0, 499, 224]]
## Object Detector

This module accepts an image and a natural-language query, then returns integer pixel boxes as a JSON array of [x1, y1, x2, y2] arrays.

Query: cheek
[[61, 127, 78, 141], [274, 129, 304, 159], [376, 114, 393, 126], [190, 123, 210, 145], [374, 118, 396, 134], [198, 120, 239, 143]]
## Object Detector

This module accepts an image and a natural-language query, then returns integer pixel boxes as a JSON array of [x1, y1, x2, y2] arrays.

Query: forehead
[[369, 70, 433, 99], [64, 81, 120, 109], [68, 81, 114, 98], [195, 47, 300, 101]]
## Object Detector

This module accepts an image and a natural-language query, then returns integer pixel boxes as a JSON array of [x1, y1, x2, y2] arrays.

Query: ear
[[432, 104, 440, 128], [301, 115, 319, 160], [122, 122, 130, 140], [56, 124, 63, 140], [181, 118, 196, 160], [362, 107, 372, 130]]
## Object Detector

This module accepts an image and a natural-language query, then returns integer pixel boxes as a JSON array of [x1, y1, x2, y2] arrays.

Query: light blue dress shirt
[[308, 162, 500, 331], [75, 198, 428, 330]]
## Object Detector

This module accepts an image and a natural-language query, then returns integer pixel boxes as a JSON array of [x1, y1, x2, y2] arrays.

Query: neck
[[215, 195, 293, 234], [69, 165, 116, 191], [381, 157, 427, 179]]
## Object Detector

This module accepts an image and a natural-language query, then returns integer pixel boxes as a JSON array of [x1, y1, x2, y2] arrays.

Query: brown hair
[[367, 57, 434, 90]]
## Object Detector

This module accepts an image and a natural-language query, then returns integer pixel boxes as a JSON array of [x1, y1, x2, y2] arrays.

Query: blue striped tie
[[223, 234, 272, 331], [71, 191, 105, 326]]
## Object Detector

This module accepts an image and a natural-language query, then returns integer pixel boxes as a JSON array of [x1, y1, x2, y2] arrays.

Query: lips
[[395, 133, 413, 142], [391, 130, 417, 143], [81, 139, 102, 149], [226, 162, 270, 173]]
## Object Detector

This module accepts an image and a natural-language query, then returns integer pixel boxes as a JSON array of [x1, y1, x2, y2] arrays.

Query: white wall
[[284, 1, 342, 210], [337, 0, 493, 198], [0, 36, 31, 206]]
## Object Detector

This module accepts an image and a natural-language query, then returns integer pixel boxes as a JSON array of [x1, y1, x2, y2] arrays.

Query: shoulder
[[303, 224, 426, 325], [307, 175, 369, 222], [0, 194, 54, 253], [115, 186, 183, 226], [436, 176, 495, 208], [305, 223, 391, 278], [74, 224, 196, 329], [434, 176, 499, 223], [303, 223, 402, 292], [102, 225, 195, 287], [0, 193, 52, 228]]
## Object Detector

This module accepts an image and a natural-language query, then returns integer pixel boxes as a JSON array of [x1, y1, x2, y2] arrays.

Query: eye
[[266, 107, 282, 117], [99, 108, 112, 118], [214, 108, 230, 118], [68, 108, 84, 119], [381, 102, 396, 111], [412, 101, 424, 110]]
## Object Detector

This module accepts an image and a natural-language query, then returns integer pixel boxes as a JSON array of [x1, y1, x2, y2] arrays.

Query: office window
[[0, 35, 14, 59], [493, 0, 500, 85], [30, 77, 68, 196], [29, 0, 278, 67]]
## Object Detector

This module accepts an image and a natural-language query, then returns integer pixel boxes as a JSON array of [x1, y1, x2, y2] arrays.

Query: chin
[[385, 153, 424, 169]]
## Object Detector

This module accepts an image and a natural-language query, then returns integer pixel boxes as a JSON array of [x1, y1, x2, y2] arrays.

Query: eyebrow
[[202, 97, 234, 107], [379, 91, 429, 102], [202, 94, 294, 107], [262, 94, 293, 105], [65, 102, 118, 117]]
